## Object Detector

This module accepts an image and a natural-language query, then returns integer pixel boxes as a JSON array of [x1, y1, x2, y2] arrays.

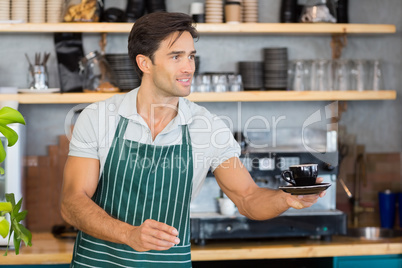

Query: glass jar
[[300, 0, 337, 23], [79, 51, 119, 93]]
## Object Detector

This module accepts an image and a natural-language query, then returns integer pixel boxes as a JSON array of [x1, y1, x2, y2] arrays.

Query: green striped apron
[[71, 116, 194, 267]]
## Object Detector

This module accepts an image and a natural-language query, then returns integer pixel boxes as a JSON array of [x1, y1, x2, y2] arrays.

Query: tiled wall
[[24, 135, 68, 231]]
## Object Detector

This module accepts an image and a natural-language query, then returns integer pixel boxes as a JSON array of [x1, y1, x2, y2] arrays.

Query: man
[[61, 12, 325, 267]]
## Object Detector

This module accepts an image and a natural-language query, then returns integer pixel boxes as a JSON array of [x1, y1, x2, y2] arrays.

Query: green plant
[[0, 106, 32, 256]]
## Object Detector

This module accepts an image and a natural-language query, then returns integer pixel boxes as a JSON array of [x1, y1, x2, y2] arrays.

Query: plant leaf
[[3, 228, 13, 256], [5, 193, 16, 207], [0, 107, 30, 255], [12, 198, 23, 216], [15, 210, 27, 222], [0, 137, 5, 164], [3, 195, 32, 255], [0, 202, 12, 213], [0, 218, 9, 238], [18, 224, 32, 247], [13, 235, 20, 255], [0, 107, 26, 126], [0, 125, 18, 147]]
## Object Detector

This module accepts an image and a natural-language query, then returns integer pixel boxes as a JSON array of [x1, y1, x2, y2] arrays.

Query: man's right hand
[[127, 219, 180, 252]]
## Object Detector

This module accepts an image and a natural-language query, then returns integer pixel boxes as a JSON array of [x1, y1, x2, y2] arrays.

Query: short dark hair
[[128, 12, 199, 78]]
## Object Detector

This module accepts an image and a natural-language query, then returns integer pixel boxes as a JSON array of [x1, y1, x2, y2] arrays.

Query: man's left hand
[[284, 177, 326, 210]]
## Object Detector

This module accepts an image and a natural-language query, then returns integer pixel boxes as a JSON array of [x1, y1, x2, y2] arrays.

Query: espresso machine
[[190, 128, 347, 245]]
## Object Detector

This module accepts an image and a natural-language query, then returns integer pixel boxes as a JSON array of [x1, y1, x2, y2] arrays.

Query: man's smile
[[177, 77, 192, 86]]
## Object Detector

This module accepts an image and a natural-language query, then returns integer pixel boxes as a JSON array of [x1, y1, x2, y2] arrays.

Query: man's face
[[148, 31, 196, 98]]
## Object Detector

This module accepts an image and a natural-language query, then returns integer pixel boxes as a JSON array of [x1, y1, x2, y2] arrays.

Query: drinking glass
[[29, 65, 49, 90], [196, 74, 211, 92], [191, 74, 197, 93], [367, 59, 383, 91], [212, 74, 228, 92], [228, 74, 243, 92], [310, 59, 332, 91], [350, 59, 368, 91], [333, 59, 351, 91], [291, 60, 309, 91]]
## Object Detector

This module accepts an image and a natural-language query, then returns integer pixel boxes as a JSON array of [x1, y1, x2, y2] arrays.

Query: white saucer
[[18, 88, 60, 94], [279, 183, 331, 195]]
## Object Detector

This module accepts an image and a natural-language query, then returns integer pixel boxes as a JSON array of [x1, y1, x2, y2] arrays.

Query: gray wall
[[0, 0, 400, 156]]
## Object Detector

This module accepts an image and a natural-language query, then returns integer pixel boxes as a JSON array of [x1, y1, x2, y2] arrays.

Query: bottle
[[336, 0, 349, 23], [280, 0, 297, 23]]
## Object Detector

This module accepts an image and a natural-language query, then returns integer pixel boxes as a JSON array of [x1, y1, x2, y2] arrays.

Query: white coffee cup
[[218, 198, 236, 216], [190, 2, 204, 15]]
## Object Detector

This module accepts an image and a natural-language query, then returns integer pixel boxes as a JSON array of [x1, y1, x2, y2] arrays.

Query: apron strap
[[181, 124, 191, 145], [117, 116, 192, 146], [115, 116, 129, 139]]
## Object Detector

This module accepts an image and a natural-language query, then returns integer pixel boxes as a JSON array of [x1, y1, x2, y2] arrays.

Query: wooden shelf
[[1, 233, 402, 265], [0, 23, 396, 34], [0, 90, 396, 104]]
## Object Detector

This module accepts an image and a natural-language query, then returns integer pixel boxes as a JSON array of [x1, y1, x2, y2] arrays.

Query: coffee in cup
[[281, 164, 318, 186]]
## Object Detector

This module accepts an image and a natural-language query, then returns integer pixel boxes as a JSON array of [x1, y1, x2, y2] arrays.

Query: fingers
[[286, 193, 321, 209], [146, 219, 180, 245], [319, 190, 327, 198], [315, 177, 324, 184], [129, 219, 180, 252]]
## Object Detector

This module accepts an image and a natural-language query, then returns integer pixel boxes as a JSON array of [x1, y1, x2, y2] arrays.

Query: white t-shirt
[[69, 87, 240, 198]]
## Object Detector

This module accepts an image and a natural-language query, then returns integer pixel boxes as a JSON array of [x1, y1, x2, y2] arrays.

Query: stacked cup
[[47, 0, 64, 23], [11, 0, 28, 22], [0, 0, 10, 20], [238, 61, 264, 90], [105, 54, 141, 92], [29, 0, 46, 23], [243, 0, 258, 22], [225, 0, 242, 23], [205, 0, 224, 23], [263, 47, 288, 90]]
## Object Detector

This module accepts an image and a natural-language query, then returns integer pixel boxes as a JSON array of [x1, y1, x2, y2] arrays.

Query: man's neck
[[136, 83, 179, 140]]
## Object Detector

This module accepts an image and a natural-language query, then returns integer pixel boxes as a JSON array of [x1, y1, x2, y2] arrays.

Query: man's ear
[[136, 54, 151, 74]]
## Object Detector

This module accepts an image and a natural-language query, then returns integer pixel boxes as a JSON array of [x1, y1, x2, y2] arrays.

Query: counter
[[0, 233, 401, 264]]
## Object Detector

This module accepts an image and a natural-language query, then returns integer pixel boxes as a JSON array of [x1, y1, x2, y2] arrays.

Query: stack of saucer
[[263, 47, 288, 90], [238, 61, 264, 90], [47, 0, 64, 23], [11, 0, 28, 22], [29, 0, 46, 23], [146, 0, 167, 13], [105, 54, 141, 92], [243, 0, 258, 22], [0, 0, 10, 20], [205, 0, 224, 23]]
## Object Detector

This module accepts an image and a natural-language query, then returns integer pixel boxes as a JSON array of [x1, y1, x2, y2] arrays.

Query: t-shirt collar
[[118, 87, 193, 125]]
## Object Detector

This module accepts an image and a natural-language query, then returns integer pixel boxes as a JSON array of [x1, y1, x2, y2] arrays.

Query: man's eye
[[189, 55, 195, 60], [173, 55, 179, 60]]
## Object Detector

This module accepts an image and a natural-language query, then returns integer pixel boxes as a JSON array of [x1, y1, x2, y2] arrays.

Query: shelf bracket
[[99, 32, 107, 55], [331, 30, 348, 59]]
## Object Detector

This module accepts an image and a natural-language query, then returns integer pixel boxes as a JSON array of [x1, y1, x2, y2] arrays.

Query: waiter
[[61, 12, 325, 267]]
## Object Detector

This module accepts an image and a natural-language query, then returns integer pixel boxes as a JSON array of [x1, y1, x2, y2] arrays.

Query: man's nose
[[182, 59, 195, 73]]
